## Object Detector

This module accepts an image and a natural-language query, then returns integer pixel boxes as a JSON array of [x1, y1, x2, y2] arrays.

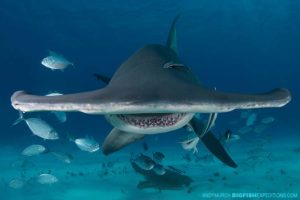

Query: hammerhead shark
[[11, 16, 291, 168]]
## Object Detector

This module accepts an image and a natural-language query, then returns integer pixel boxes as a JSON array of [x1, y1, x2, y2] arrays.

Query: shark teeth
[[117, 113, 185, 128]]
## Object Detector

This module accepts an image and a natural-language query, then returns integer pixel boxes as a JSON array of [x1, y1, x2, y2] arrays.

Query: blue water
[[0, 1, 299, 199]]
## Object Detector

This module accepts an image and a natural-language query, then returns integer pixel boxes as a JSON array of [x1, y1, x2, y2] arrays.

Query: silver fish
[[74, 137, 100, 152], [254, 124, 268, 134], [227, 135, 241, 142], [50, 152, 73, 164], [14, 113, 59, 140], [238, 126, 252, 135], [152, 163, 166, 175], [246, 113, 257, 126], [261, 117, 275, 124], [8, 178, 25, 189], [22, 144, 47, 156], [36, 173, 58, 184], [134, 154, 156, 170], [179, 137, 199, 153], [41, 50, 73, 71], [152, 152, 165, 163], [240, 111, 250, 119]]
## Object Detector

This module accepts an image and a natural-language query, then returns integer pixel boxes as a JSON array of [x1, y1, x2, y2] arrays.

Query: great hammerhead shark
[[11, 16, 291, 168]]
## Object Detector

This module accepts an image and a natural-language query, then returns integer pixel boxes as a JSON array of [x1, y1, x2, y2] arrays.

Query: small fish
[[133, 153, 156, 170], [224, 129, 232, 142], [152, 163, 166, 175], [240, 111, 250, 119], [222, 129, 240, 143], [261, 117, 275, 124], [46, 93, 67, 123], [41, 50, 73, 71], [238, 126, 252, 134], [50, 152, 73, 164], [13, 112, 59, 140], [36, 173, 58, 185], [74, 137, 100, 153], [246, 113, 257, 126], [78, 172, 84, 176], [179, 137, 199, 153], [253, 124, 268, 134], [11, 158, 36, 169], [213, 172, 220, 177], [22, 144, 47, 156], [228, 135, 240, 142], [152, 152, 165, 163], [280, 169, 286, 175], [8, 178, 25, 189]]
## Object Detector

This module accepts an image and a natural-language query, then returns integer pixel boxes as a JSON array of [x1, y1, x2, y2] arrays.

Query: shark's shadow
[[131, 160, 193, 190]]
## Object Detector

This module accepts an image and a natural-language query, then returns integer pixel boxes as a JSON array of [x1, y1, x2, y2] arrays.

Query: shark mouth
[[117, 113, 186, 128]]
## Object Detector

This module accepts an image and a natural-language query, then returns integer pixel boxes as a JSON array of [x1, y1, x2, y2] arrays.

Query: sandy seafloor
[[1, 123, 299, 200]]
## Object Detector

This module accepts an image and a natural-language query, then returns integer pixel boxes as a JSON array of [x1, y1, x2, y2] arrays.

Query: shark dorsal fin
[[166, 15, 180, 54]]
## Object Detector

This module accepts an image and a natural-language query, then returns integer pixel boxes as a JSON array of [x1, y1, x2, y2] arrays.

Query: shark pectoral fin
[[102, 128, 145, 155], [189, 117, 237, 168], [201, 131, 237, 168]]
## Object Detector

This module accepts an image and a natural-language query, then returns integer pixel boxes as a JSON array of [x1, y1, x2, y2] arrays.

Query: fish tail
[[12, 111, 25, 126], [44, 147, 51, 154], [70, 62, 75, 68]]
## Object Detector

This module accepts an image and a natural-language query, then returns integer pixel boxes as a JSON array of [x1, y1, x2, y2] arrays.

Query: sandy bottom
[[1, 132, 299, 200]]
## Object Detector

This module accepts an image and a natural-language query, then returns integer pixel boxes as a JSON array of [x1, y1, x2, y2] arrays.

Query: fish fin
[[102, 128, 145, 155], [12, 111, 25, 126], [93, 73, 111, 84], [52, 111, 67, 123], [166, 15, 180, 54], [69, 62, 75, 69], [66, 132, 75, 142], [193, 147, 198, 154], [189, 117, 237, 168], [48, 50, 58, 56], [44, 147, 50, 154]]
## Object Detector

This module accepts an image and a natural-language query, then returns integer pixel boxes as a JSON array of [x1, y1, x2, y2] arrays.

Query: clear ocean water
[[0, 1, 299, 200]]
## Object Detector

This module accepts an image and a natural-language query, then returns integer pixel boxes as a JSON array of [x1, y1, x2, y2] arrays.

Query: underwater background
[[0, 0, 299, 199]]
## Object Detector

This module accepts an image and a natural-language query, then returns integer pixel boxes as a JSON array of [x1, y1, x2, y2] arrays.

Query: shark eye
[[163, 62, 185, 69]]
